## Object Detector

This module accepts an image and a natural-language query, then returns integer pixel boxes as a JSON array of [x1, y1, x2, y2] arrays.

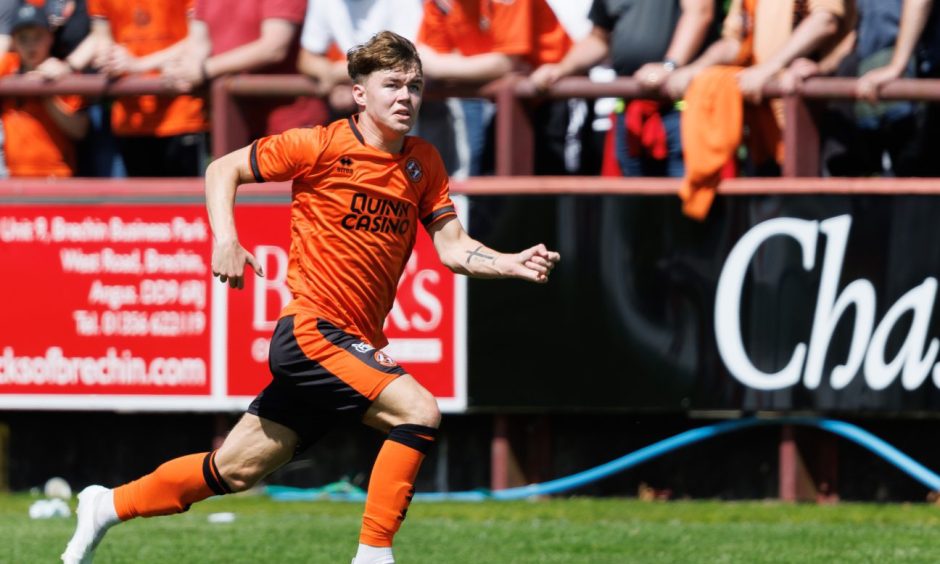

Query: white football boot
[[61, 485, 118, 564]]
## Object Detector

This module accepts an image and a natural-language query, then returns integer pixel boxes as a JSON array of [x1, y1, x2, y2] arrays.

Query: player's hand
[[211, 239, 264, 290], [499, 243, 560, 284]]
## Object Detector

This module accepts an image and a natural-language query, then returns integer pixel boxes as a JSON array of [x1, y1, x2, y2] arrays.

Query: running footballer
[[63, 30, 559, 564]]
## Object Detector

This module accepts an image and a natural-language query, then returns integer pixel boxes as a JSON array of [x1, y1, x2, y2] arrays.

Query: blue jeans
[[613, 103, 684, 178]]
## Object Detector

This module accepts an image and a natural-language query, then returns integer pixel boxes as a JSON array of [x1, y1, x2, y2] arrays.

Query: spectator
[[162, 0, 328, 140], [417, 0, 575, 175], [297, 0, 422, 117], [667, 0, 855, 111], [296, 0, 466, 176], [672, 0, 855, 219], [531, 0, 718, 178], [67, 0, 208, 177], [0, 3, 88, 177], [812, 0, 940, 176]]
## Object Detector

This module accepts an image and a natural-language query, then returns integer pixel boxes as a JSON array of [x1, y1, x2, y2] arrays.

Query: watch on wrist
[[662, 59, 679, 72]]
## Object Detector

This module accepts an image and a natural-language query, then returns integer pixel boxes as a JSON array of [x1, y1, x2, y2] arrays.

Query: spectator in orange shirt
[[0, 3, 88, 177], [417, 0, 575, 175], [67, 0, 208, 177]]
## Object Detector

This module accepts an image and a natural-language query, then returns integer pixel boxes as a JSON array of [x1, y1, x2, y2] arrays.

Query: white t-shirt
[[545, 0, 592, 41], [301, 0, 424, 55]]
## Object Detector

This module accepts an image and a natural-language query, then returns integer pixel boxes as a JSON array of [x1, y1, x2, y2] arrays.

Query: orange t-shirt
[[251, 116, 457, 347], [0, 54, 83, 177], [418, 0, 571, 68], [87, 0, 207, 137]]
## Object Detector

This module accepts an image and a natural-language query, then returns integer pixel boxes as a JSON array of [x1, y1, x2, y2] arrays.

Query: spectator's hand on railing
[[664, 66, 695, 99], [30, 57, 72, 81], [779, 58, 820, 94], [101, 44, 135, 77], [633, 62, 674, 92], [162, 57, 203, 92], [857, 65, 902, 103], [736, 63, 776, 104], [529, 63, 563, 91]]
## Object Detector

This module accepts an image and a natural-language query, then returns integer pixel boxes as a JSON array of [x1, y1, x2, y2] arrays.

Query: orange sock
[[113, 451, 232, 521], [360, 424, 438, 547]]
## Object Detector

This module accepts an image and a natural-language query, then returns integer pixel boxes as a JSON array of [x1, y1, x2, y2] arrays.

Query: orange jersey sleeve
[[250, 127, 326, 183]]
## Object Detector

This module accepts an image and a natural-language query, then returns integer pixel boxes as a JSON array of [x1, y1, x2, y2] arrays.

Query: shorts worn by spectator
[[71, 0, 208, 177], [530, 0, 719, 178], [418, 0, 575, 175], [0, 3, 88, 177], [61, 31, 561, 564]]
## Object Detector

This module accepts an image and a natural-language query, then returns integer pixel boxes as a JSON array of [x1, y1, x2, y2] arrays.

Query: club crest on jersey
[[405, 158, 423, 183], [374, 350, 398, 368]]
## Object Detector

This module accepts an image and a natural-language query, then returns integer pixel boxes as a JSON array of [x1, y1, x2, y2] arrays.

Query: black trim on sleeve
[[421, 205, 456, 228], [249, 140, 264, 183]]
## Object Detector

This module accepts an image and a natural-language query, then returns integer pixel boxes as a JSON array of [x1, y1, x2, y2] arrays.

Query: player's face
[[357, 65, 424, 137]]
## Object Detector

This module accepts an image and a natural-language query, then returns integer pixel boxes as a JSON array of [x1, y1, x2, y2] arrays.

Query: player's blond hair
[[347, 31, 422, 84]]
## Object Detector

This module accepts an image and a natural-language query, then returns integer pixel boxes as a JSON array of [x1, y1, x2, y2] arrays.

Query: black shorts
[[247, 315, 406, 448]]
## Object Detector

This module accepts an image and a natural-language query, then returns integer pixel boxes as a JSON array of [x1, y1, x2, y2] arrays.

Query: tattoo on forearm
[[465, 245, 495, 265]]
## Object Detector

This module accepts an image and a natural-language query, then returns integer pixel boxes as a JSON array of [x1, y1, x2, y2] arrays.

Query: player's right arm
[[205, 145, 265, 290]]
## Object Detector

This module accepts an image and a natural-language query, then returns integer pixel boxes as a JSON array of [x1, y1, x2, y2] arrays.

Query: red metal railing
[[1, 73, 938, 182]]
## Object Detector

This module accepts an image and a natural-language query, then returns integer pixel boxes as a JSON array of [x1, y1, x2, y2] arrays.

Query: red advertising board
[[0, 196, 466, 412]]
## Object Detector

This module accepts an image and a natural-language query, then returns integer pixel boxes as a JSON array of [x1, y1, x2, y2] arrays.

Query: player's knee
[[409, 388, 441, 428], [216, 460, 265, 492]]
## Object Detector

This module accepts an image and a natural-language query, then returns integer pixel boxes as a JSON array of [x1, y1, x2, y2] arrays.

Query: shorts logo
[[373, 350, 398, 368], [352, 342, 374, 354], [405, 158, 423, 182]]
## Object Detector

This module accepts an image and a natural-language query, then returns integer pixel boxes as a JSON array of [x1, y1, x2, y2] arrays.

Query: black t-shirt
[[589, 0, 720, 76]]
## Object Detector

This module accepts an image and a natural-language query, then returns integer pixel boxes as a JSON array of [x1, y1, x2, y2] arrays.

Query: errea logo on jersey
[[352, 342, 374, 354], [405, 159, 423, 182], [337, 156, 354, 175]]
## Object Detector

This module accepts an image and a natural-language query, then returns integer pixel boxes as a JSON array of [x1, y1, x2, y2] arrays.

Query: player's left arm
[[427, 216, 560, 283]]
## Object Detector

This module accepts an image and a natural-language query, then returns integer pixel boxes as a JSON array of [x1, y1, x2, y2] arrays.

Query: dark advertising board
[[468, 194, 940, 413]]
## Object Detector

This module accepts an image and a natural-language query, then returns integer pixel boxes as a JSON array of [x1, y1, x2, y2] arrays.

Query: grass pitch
[[2, 492, 940, 563]]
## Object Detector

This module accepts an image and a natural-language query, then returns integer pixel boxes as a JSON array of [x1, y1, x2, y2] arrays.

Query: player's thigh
[[214, 412, 299, 482], [362, 373, 440, 432]]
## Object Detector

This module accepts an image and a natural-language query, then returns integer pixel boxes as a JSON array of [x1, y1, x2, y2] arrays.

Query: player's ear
[[351, 80, 367, 107]]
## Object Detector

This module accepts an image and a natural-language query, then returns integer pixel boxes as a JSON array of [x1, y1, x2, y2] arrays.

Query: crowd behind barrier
[[0, 0, 937, 213]]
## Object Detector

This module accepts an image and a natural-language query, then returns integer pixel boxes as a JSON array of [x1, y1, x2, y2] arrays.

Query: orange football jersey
[[251, 115, 456, 348]]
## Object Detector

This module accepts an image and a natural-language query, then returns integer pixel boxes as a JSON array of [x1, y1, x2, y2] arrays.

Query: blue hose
[[266, 416, 940, 502]]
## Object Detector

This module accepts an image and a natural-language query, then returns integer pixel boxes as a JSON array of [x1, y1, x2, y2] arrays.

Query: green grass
[[3, 492, 940, 563]]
